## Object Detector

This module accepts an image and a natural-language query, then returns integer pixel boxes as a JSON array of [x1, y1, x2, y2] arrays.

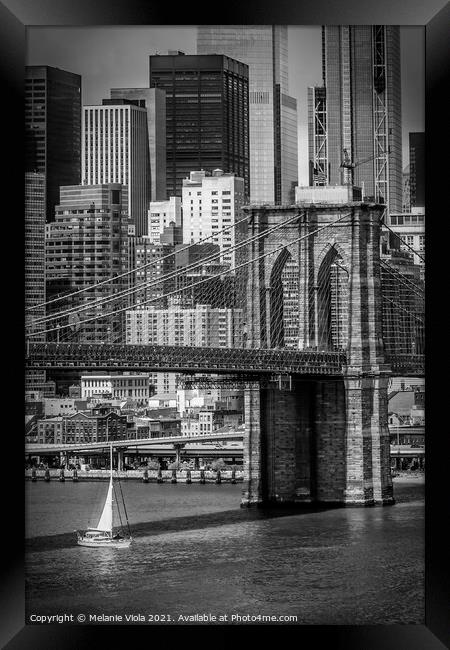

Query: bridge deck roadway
[[25, 431, 244, 455], [26, 342, 347, 376], [26, 344, 424, 377]]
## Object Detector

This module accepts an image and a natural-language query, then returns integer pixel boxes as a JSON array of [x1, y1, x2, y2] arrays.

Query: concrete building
[[197, 26, 298, 204], [43, 398, 77, 417], [82, 99, 149, 235], [409, 132, 425, 209], [63, 411, 128, 444], [25, 66, 81, 223], [148, 197, 181, 243], [68, 384, 81, 399], [172, 242, 235, 309], [37, 417, 63, 444], [25, 172, 46, 337], [132, 238, 176, 308], [131, 415, 181, 439], [182, 169, 245, 267], [81, 373, 152, 405], [295, 185, 362, 204], [148, 393, 178, 409], [148, 373, 179, 398], [110, 87, 166, 202], [310, 26, 403, 213], [25, 172, 47, 391], [126, 304, 243, 348], [149, 53, 249, 200], [180, 408, 242, 437], [46, 184, 129, 343], [177, 385, 244, 417], [387, 209, 425, 279]]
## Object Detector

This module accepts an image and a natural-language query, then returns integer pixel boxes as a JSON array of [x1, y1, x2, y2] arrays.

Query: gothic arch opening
[[268, 248, 300, 349], [316, 246, 349, 351]]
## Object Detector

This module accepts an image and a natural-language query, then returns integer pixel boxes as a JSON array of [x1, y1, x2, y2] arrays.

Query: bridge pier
[[343, 371, 393, 505], [241, 383, 263, 506], [117, 449, 124, 472], [241, 375, 393, 508]]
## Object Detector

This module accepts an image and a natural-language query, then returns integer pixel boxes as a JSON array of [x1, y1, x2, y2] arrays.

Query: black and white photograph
[[2, 0, 448, 645]]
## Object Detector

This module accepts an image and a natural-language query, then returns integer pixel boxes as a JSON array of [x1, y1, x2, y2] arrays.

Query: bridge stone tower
[[240, 202, 393, 507]]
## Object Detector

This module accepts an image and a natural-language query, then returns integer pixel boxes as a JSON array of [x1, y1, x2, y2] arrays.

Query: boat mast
[[110, 442, 113, 530]]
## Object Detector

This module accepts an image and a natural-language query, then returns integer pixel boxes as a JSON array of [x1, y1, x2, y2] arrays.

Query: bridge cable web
[[27, 212, 355, 381], [28, 211, 306, 330]]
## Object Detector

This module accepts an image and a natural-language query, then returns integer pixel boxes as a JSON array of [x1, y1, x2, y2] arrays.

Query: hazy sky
[[27, 25, 424, 184]]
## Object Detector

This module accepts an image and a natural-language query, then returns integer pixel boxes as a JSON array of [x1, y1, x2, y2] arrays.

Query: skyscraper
[[309, 26, 403, 213], [149, 53, 249, 200], [110, 87, 167, 202], [25, 172, 46, 337], [197, 26, 298, 204], [409, 132, 425, 208], [82, 99, 149, 236], [25, 172, 47, 391], [46, 184, 129, 343], [25, 66, 81, 223]]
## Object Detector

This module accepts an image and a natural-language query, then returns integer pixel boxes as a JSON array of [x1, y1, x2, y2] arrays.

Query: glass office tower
[[197, 26, 298, 204], [25, 66, 81, 223], [149, 54, 249, 200]]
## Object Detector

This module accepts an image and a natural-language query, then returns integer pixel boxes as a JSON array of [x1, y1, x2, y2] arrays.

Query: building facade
[[129, 238, 175, 308], [45, 184, 129, 343], [409, 132, 425, 209], [37, 417, 63, 444], [197, 26, 298, 204], [63, 411, 128, 444], [81, 373, 152, 405], [82, 99, 149, 236], [126, 304, 243, 348], [149, 53, 249, 200], [309, 26, 403, 213], [25, 66, 82, 223], [25, 172, 48, 392], [148, 197, 182, 243], [387, 209, 425, 279], [182, 169, 245, 267], [110, 87, 167, 202]]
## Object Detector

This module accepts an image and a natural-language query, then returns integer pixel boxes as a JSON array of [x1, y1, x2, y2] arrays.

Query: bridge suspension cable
[[382, 222, 425, 263], [25, 211, 253, 313], [28, 210, 306, 329], [28, 212, 353, 339]]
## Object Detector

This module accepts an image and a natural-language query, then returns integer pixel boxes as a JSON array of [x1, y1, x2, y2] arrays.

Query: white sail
[[96, 477, 113, 533]]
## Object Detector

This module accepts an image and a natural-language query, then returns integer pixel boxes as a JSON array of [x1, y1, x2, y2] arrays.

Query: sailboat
[[76, 444, 132, 548]]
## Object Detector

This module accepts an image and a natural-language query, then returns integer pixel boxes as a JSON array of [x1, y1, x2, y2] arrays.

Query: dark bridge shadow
[[26, 503, 340, 553]]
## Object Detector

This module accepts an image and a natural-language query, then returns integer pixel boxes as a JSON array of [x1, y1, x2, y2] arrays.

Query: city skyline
[[26, 25, 424, 185]]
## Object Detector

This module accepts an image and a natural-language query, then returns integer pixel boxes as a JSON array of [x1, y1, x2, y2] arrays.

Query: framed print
[[1, 0, 448, 647]]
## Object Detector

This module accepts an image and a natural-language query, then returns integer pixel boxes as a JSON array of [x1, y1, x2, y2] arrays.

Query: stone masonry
[[240, 202, 394, 507]]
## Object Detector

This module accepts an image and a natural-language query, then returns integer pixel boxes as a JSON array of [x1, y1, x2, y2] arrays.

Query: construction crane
[[340, 147, 391, 193]]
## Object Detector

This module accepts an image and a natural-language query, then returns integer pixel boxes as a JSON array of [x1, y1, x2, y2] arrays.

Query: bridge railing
[[26, 342, 348, 375]]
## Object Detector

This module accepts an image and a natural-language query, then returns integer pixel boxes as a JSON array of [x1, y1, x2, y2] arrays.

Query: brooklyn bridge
[[25, 201, 425, 508]]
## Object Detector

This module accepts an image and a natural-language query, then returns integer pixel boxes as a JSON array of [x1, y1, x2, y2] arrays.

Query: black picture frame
[[3, 0, 448, 647]]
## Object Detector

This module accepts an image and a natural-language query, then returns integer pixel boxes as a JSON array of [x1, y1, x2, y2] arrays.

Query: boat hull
[[77, 537, 132, 549]]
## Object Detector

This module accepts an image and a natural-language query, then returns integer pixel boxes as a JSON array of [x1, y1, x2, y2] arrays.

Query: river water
[[25, 478, 424, 625]]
